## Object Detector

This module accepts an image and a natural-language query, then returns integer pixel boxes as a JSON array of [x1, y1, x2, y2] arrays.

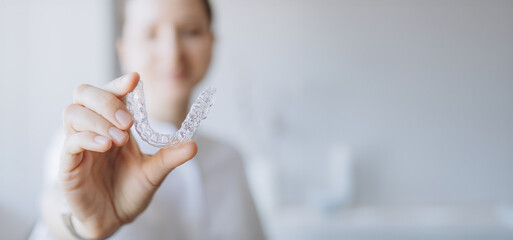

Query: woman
[[29, 0, 265, 239]]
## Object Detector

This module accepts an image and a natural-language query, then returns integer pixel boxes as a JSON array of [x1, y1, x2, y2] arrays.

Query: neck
[[148, 96, 190, 128]]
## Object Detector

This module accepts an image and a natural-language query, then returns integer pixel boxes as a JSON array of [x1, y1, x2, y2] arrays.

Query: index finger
[[103, 72, 140, 97]]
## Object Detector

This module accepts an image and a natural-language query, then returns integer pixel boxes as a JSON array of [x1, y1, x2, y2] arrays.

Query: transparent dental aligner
[[126, 81, 216, 149]]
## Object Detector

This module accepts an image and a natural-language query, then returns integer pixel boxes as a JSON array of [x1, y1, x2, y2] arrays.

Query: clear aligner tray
[[126, 81, 216, 149]]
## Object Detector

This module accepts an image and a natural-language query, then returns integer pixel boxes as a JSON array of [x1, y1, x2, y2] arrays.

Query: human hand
[[60, 72, 197, 238]]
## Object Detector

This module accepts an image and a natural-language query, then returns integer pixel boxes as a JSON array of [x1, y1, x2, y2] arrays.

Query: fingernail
[[116, 109, 132, 127], [94, 136, 108, 145], [109, 127, 126, 143]]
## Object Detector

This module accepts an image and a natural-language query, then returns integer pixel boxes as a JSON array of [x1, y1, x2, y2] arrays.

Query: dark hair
[[202, 0, 213, 24], [114, 0, 213, 40]]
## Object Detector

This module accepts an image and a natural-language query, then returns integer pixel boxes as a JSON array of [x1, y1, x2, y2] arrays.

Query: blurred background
[[1, 0, 513, 239]]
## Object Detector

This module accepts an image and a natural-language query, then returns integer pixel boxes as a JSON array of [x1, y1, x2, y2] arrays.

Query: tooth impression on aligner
[[126, 81, 216, 149]]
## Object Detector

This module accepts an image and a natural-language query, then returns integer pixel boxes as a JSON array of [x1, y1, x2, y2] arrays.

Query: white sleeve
[[27, 129, 65, 240]]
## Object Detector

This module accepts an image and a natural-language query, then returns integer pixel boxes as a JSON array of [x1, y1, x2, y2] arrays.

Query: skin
[[118, 0, 214, 126], [41, 0, 215, 238]]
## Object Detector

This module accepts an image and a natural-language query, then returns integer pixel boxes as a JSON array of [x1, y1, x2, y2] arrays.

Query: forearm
[[40, 186, 119, 240], [40, 186, 78, 240]]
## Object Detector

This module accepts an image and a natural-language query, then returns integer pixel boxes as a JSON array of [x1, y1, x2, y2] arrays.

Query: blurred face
[[118, 0, 213, 118]]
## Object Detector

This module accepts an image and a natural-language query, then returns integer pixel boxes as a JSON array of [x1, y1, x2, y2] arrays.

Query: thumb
[[141, 140, 198, 187]]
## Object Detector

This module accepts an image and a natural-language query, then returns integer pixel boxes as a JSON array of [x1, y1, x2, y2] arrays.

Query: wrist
[[62, 212, 118, 240]]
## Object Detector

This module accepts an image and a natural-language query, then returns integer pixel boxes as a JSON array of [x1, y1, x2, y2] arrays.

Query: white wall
[[1, 0, 513, 239], [201, 0, 513, 238], [205, 0, 513, 206]]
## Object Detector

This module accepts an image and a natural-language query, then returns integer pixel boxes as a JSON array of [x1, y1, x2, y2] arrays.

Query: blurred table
[[266, 205, 513, 240]]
